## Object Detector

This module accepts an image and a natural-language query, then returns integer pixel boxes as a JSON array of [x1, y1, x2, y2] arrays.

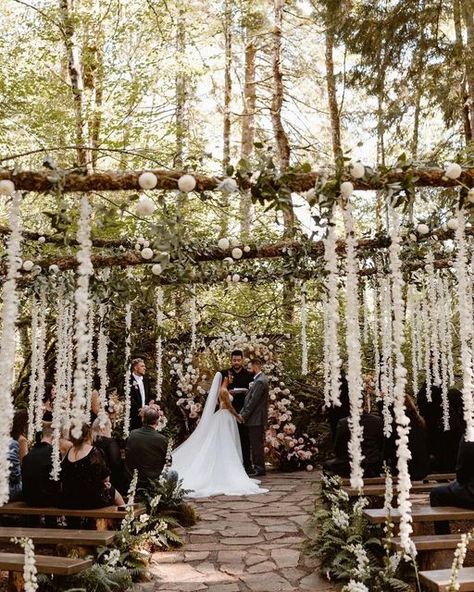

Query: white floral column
[[70, 194, 93, 439], [34, 283, 47, 433], [300, 283, 308, 376], [96, 303, 109, 425], [123, 304, 132, 437], [388, 205, 414, 556], [27, 295, 39, 442], [342, 199, 364, 490], [156, 288, 164, 401], [454, 208, 474, 440], [0, 192, 23, 505]]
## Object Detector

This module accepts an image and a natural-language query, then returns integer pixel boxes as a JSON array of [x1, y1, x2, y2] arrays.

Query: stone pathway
[[147, 472, 335, 592]]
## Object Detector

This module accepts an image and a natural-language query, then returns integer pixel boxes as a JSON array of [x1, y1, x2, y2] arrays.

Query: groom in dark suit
[[130, 358, 153, 431], [239, 358, 269, 477]]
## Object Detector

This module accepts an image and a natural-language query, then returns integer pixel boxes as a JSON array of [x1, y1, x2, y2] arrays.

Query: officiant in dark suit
[[239, 358, 269, 477], [221, 350, 253, 473], [130, 358, 153, 431]]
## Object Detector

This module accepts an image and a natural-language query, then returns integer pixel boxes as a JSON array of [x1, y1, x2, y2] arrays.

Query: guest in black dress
[[60, 423, 124, 509], [22, 426, 60, 507], [92, 416, 126, 494]]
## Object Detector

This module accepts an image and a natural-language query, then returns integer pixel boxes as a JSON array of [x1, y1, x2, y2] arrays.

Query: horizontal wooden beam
[[0, 166, 473, 194]]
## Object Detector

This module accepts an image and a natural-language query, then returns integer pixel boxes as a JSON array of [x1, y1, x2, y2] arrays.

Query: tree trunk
[[462, 0, 474, 139], [239, 10, 257, 240], [454, 0, 473, 142], [325, 24, 342, 162], [223, 0, 232, 171], [59, 0, 91, 170]]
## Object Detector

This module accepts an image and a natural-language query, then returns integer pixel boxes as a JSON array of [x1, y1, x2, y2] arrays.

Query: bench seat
[[364, 506, 474, 524], [0, 502, 144, 520], [341, 473, 455, 486], [392, 534, 467, 552], [0, 552, 92, 575], [344, 482, 438, 497], [0, 527, 117, 546], [420, 567, 474, 591]]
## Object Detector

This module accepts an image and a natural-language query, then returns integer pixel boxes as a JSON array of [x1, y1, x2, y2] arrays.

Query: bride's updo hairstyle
[[70, 423, 92, 447]]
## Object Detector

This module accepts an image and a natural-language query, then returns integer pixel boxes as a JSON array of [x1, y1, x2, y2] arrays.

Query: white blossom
[[11, 538, 37, 592], [136, 195, 156, 216]]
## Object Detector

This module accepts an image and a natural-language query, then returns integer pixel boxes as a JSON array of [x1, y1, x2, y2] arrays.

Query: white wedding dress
[[171, 372, 268, 498]]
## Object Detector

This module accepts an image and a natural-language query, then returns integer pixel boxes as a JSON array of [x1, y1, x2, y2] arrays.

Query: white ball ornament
[[232, 247, 243, 260], [350, 162, 365, 179], [340, 181, 354, 197], [38, 236, 46, 244], [0, 180, 15, 195], [141, 247, 154, 260], [217, 238, 230, 250], [232, 274, 240, 282], [223, 257, 234, 264], [445, 162, 462, 180], [136, 196, 156, 216], [220, 178, 238, 194], [22, 260, 34, 272], [138, 172, 158, 190], [416, 223, 430, 235], [49, 264, 59, 274], [151, 263, 162, 275], [447, 218, 459, 231], [177, 174, 196, 193]]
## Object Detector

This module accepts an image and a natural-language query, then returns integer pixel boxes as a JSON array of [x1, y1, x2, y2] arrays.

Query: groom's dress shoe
[[248, 470, 266, 477]]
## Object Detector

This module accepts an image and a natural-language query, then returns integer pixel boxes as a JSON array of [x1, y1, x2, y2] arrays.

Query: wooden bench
[[420, 567, 474, 591], [0, 502, 144, 530], [341, 473, 455, 486], [0, 552, 92, 592], [391, 534, 472, 570], [364, 506, 474, 525], [344, 481, 439, 497], [0, 526, 117, 546]]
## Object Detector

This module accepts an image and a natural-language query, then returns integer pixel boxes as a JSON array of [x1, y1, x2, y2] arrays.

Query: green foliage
[[36, 565, 132, 592]]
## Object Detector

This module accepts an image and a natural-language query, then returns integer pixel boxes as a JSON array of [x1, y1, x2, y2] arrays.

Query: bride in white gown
[[170, 372, 268, 498]]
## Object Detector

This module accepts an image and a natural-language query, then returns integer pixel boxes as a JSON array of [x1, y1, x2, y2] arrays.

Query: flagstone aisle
[[146, 472, 336, 592]]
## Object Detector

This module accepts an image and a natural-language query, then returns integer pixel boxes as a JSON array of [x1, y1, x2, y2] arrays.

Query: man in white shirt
[[130, 358, 153, 431]]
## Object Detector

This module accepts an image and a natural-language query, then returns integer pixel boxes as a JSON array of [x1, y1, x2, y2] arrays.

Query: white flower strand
[[373, 278, 381, 401], [34, 284, 48, 433], [190, 286, 197, 351], [11, 537, 38, 592], [64, 303, 75, 431], [388, 205, 414, 556], [426, 253, 441, 388], [70, 194, 93, 440], [380, 276, 394, 437], [156, 288, 164, 401], [0, 192, 23, 505], [454, 208, 474, 440], [323, 205, 342, 406], [442, 277, 455, 388], [123, 304, 132, 437], [437, 275, 451, 431], [51, 287, 69, 480], [409, 295, 419, 398], [84, 304, 95, 417], [422, 299, 432, 401], [27, 295, 39, 443], [322, 296, 331, 407], [300, 284, 308, 376], [447, 530, 474, 592], [96, 303, 109, 426], [342, 200, 364, 490]]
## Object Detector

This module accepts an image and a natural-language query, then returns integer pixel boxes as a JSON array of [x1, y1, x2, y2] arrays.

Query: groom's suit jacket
[[240, 372, 269, 427], [129, 375, 153, 431]]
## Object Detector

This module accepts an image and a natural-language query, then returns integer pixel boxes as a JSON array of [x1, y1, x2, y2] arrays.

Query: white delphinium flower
[[0, 192, 22, 505], [123, 304, 132, 437], [27, 296, 39, 443], [96, 303, 109, 425], [342, 580, 369, 592], [347, 543, 370, 580], [331, 506, 350, 530], [70, 195, 93, 439], [155, 288, 164, 401], [34, 284, 48, 433], [300, 284, 308, 376], [323, 205, 342, 406], [11, 537, 37, 592], [388, 205, 414, 556], [454, 208, 474, 440], [448, 530, 474, 591], [121, 469, 138, 532], [342, 200, 364, 490]]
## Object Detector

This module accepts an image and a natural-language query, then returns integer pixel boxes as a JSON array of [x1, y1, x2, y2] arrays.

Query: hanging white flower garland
[[12, 537, 38, 592], [34, 283, 48, 433], [388, 204, 414, 556], [380, 276, 394, 437], [454, 207, 474, 441], [442, 277, 455, 389], [96, 303, 109, 426], [123, 304, 132, 437], [300, 283, 308, 376], [85, 304, 95, 417], [190, 286, 197, 351], [421, 299, 432, 402], [323, 205, 342, 406], [27, 295, 39, 443], [0, 191, 23, 505], [373, 278, 381, 401], [70, 195, 93, 440], [342, 199, 364, 490], [436, 275, 451, 431], [409, 292, 419, 398], [155, 288, 164, 401], [425, 253, 441, 388], [322, 296, 331, 407]]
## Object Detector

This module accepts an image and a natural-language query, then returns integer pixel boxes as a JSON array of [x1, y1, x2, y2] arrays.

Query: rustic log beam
[[0, 166, 474, 193]]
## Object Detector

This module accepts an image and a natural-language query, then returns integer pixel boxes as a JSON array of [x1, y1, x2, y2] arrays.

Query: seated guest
[[92, 416, 126, 494], [323, 395, 384, 478], [60, 423, 124, 509], [8, 439, 22, 501], [125, 406, 168, 493], [11, 410, 29, 463], [430, 434, 474, 534], [22, 426, 60, 507]]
